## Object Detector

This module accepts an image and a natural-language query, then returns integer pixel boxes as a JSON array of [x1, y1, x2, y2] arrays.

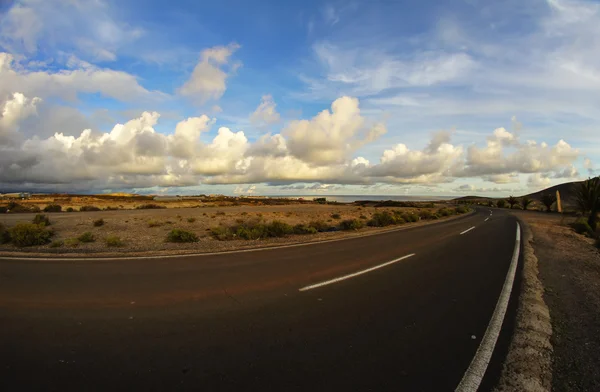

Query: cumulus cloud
[[460, 128, 579, 178], [284, 96, 386, 165], [250, 95, 280, 126], [0, 93, 584, 192], [178, 43, 241, 103]]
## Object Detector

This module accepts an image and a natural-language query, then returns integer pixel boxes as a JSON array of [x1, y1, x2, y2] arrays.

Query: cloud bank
[[0, 91, 581, 192]]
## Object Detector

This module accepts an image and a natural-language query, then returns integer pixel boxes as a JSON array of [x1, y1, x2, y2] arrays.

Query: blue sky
[[0, 0, 598, 196]]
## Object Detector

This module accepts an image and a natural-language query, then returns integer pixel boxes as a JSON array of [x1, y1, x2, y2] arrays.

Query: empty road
[[0, 207, 522, 391]]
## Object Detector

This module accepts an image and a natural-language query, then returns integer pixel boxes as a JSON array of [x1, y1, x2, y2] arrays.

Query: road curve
[[0, 207, 522, 391]]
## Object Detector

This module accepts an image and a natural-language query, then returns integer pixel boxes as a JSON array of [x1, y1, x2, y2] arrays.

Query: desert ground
[[510, 209, 600, 391], [0, 196, 469, 257]]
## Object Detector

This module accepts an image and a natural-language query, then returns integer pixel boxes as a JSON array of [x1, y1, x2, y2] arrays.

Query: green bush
[[308, 220, 330, 232], [455, 206, 469, 214], [216, 211, 226, 216], [105, 235, 124, 247], [66, 207, 75, 212], [136, 204, 166, 209], [93, 218, 105, 227], [571, 218, 593, 235], [32, 214, 51, 226], [167, 229, 199, 243], [6, 202, 39, 213], [266, 220, 293, 237], [0, 206, 8, 213], [78, 232, 95, 243], [0, 222, 10, 244], [64, 238, 80, 248], [419, 210, 433, 220], [148, 220, 162, 227], [339, 219, 364, 231], [437, 208, 454, 217], [187, 217, 196, 223], [43, 204, 62, 213], [401, 212, 419, 222], [331, 213, 341, 219], [80, 205, 101, 212], [8, 223, 53, 247], [497, 199, 506, 208], [293, 224, 318, 235], [359, 214, 368, 220], [210, 226, 231, 240], [211, 220, 296, 241], [367, 211, 397, 227], [49, 240, 64, 248]]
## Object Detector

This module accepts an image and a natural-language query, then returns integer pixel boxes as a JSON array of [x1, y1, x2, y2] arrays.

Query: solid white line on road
[[484, 217, 489, 222], [455, 222, 521, 392], [460, 226, 476, 235], [298, 254, 416, 292]]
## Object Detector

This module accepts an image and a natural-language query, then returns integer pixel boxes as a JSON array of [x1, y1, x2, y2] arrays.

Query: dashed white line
[[484, 217, 489, 222], [460, 226, 476, 235], [455, 222, 521, 392], [298, 254, 416, 292]]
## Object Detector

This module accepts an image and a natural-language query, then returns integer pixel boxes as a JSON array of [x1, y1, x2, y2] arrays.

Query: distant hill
[[524, 180, 581, 203], [452, 179, 584, 205]]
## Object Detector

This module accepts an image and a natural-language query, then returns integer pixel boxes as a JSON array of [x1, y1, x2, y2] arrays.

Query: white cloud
[[250, 95, 280, 126], [178, 43, 241, 103], [0, 0, 144, 62], [527, 173, 552, 188], [301, 42, 476, 99], [284, 96, 386, 165], [0, 52, 157, 102], [0, 93, 585, 191]]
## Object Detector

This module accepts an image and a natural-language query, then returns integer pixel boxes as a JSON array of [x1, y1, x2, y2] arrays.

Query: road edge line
[[492, 220, 553, 392], [298, 253, 415, 291], [455, 222, 521, 392]]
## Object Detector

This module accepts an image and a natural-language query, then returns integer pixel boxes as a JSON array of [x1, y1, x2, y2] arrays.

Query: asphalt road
[[0, 207, 522, 391]]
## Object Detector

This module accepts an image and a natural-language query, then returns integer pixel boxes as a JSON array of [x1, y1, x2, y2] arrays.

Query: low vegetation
[[32, 214, 51, 226], [331, 213, 341, 219], [521, 197, 533, 210], [77, 232, 95, 243], [105, 235, 124, 247], [80, 205, 101, 212], [211, 219, 297, 240], [497, 199, 507, 208], [166, 229, 199, 243], [148, 220, 162, 228], [574, 177, 600, 231], [339, 219, 364, 231], [8, 223, 53, 247], [136, 204, 166, 210], [571, 218, 593, 236], [49, 240, 64, 248], [0, 222, 9, 244], [93, 218, 105, 227], [187, 217, 196, 223], [64, 238, 80, 248], [43, 204, 62, 213]]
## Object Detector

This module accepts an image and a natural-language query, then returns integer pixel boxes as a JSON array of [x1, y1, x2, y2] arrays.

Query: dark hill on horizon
[[453, 179, 591, 205]]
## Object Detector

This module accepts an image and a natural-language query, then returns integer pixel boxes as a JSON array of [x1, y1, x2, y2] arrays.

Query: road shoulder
[[522, 213, 600, 392], [494, 215, 553, 391]]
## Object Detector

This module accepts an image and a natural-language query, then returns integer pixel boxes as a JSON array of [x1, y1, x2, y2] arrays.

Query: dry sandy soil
[[0, 202, 461, 257], [512, 210, 600, 391]]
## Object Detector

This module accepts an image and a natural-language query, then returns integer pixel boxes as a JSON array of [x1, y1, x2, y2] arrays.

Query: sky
[[0, 0, 599, 197]]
